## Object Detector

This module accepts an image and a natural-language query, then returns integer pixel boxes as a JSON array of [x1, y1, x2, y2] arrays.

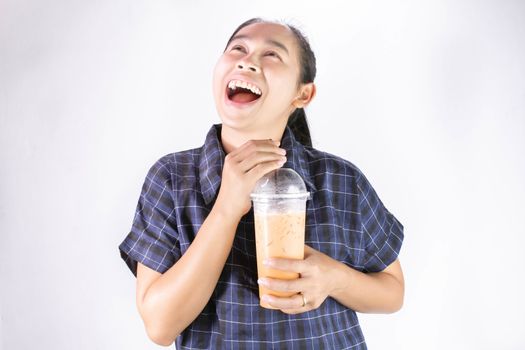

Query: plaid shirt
[[119, 123, 404, 349]]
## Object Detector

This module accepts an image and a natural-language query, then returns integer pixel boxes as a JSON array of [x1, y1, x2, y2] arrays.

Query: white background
[[1, 1, 524, 349]]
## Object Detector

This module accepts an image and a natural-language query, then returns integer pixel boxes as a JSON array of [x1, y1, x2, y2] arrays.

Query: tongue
[[231, 91, 259, 103]]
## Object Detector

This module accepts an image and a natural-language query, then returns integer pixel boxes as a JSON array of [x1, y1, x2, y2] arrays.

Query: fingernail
[[262, 294, 271, 302], [263, 259, 272, 266], [257, 278, 268, 286]]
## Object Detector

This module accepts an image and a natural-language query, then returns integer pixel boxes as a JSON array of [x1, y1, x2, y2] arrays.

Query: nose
[[236, 60, 259, 73]]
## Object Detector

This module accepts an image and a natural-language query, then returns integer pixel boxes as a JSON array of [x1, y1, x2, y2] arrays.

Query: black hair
[[224, 18, 317, 147]]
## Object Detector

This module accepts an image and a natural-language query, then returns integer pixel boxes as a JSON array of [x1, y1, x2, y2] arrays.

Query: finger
[[232, 139, 283, 156], [258, 277, 304, 294], [228, 139, 273, 155], [264, 257, 306, 274], [223, 140, 256, 160], [304, 244, 315, 256], [235, 144, 286, 165], [280, 308, 305, 315], [239, 152, 287, 173], [246, 158, 286, 179], [261, 293, 305, 310]]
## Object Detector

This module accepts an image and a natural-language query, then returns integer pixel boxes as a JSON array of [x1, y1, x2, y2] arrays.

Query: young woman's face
[[212, 22, 305, 133]]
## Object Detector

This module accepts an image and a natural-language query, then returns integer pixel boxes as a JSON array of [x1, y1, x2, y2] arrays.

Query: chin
[[217, 107, 255, 126], [220, 116, 254, 131]]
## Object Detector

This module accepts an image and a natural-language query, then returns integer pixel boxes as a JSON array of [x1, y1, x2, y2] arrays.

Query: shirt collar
[[199, 123, 316, 206]]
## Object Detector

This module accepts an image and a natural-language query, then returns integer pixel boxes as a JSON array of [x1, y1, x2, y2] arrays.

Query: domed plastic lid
[[250, 168, 310, 202]]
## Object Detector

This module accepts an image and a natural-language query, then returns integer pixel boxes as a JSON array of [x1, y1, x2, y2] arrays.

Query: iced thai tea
[[250, 168, 310, 309], [255, 211, 305, 309]]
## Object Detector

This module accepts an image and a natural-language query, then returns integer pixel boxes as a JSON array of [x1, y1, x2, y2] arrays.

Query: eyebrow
[[230, 34, 289, 56]]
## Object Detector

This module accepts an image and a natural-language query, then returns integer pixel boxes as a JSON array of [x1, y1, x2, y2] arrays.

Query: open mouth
[[226, 79, 262, 104]]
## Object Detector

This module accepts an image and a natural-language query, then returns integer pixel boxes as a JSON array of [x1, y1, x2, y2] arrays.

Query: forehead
[[232, 22, 297, 53]]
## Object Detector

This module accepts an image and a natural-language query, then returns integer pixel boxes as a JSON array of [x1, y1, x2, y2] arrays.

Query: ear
[[292, 83, 316, 108]]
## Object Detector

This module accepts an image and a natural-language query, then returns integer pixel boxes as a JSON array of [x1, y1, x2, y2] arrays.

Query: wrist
[[328, 259, 353, 299], [212, 197, 244, 223]]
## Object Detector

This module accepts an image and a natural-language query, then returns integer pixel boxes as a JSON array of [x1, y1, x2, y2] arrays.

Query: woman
[[119, 17, 405, 349]]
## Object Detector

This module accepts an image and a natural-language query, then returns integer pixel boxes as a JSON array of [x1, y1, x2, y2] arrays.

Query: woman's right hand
[[214, 139, 287, 219]]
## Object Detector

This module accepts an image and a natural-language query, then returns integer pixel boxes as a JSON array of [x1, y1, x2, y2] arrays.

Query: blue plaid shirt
[[119, 123, 404, 349]]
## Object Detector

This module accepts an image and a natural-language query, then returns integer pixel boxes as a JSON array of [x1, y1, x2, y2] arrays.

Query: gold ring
[[301, 293, 307, 307]]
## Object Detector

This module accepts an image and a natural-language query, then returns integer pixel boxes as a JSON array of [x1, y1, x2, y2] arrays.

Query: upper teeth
[[228, 80, 262, 95]]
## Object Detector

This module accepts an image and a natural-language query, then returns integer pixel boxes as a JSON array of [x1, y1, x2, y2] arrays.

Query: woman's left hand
[[257, 245, 345, 314]]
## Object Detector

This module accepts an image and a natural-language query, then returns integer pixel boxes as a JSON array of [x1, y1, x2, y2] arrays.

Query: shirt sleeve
[[118, 155, 181, 277], [357, 171, 404, 273]]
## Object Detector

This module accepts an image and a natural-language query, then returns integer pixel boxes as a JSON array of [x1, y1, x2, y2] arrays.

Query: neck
[[220, 122, 288, 154]]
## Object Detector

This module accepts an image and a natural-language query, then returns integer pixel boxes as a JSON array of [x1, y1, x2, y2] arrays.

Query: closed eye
[[265, 51, 280, 59], [231, 45, 246, 52]]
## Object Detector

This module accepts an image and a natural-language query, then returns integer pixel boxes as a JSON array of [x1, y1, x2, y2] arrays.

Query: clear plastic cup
[[250, 168, 310, 309]]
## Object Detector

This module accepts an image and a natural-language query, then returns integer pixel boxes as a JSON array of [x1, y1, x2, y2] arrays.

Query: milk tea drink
[[250, 168, 310, 309], [254, 211, 306, 308]]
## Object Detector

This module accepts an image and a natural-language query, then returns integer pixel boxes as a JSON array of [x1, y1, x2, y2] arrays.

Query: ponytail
[[287, 108, 312, 148]]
